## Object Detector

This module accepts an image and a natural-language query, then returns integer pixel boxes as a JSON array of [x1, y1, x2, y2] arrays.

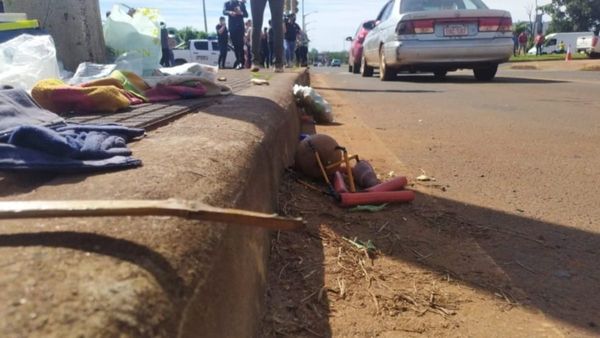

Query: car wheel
[[473, 65, 498, 82], [361, 55, 374, 77], [379, 48, 395, 81], [590, 52, 600, 59], [174, 59, 187, 66], [433, 70, 448, 80]]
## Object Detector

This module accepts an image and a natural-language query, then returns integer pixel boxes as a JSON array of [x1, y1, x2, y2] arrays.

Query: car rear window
[[401, 0, 488, 13]]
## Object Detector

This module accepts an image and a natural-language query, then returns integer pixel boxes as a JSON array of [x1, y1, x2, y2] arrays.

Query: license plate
[[444, 24, 468, 36], [195, 55, 208, 61]]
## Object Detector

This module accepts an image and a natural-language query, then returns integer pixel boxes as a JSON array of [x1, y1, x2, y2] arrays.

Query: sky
[[99, 0, 552, 51]]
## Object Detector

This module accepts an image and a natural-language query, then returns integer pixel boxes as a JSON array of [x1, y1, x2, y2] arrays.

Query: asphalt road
[[310, 65, 600, 336]]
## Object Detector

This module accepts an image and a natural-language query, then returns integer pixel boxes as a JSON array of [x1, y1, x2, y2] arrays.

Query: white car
[[172, 39, 236, 68], [362, 0, 513, 81], [576, 35, 599, 58]]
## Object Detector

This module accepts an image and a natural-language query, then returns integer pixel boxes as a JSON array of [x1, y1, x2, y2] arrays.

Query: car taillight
[[479, 17, 512, 32], [593, 36, 599, 47], [396, 19, 434, 35]]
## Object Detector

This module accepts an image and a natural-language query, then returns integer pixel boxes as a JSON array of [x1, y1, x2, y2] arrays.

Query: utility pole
[[302, 0, 305, 31], [203, 0, 208, 33]]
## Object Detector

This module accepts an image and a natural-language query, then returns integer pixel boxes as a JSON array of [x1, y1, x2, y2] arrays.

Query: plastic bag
[[103, 5, 161, 75], [159, 63, 219, 83], [69, 62, 117, 85], [293, 84, 334, 124], [0, 34, 60, 91]]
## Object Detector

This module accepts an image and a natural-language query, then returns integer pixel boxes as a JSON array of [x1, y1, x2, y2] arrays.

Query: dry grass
[[510, 64, 539, 70], [581, 65, 600, 71]]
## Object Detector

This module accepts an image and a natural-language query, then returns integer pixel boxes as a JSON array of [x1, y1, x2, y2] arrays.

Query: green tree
[[544, 0, 600, 32], [173, 26, 210, 45]]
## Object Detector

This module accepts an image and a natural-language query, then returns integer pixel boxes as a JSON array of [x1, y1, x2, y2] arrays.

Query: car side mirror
[[345, 36, 353, 42], [363, 21, 376, 30]]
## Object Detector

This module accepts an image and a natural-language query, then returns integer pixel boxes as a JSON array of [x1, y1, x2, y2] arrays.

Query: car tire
[[174, 59, 187, 66], [379, 48, 395, 81], [361, 55, 374, 77], [590, 52, 600, 59], [473, 65, 498, 82], [433, 70, 448, 80]]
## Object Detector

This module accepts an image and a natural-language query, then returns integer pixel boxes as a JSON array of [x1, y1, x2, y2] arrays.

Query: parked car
[[172, 39, 235, 68], [576, 35, 599, 58], [330, 59, 342, 67], [347, 20, 377, 74], [527, 32, 591, 55], [362, 0, 513, 81]]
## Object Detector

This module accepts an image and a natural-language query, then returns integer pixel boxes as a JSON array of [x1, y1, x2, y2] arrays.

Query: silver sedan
[[362, 0, 514, 81]]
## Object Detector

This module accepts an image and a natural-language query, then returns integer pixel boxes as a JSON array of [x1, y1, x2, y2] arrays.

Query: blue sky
[[100, 0, 552, 51]]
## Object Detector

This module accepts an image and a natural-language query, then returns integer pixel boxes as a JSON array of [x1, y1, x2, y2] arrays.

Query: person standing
[[534, 33, 545, 56], [223, 0, 248, 70], [268, 20, 275, 67], [518, 31, 528, 56], [159, 22, 172, 67], [216, 17, 229, 69], [250, 0, 284, 72], [244, 19, 253, 68], [284, 14, 301, 67], [261, 27, 270, 68]]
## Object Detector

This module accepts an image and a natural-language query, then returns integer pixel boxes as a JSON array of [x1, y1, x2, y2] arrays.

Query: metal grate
[[65, 70, 252, 130]]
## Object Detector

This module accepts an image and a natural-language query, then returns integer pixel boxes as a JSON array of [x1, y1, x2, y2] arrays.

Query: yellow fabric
[[32, 79, 132, 114]]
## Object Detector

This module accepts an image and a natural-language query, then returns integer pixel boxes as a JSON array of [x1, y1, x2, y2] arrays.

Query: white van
[[172, 39, 236, 68], [528, 32, 591, 55], [576, 35, 600, 58]]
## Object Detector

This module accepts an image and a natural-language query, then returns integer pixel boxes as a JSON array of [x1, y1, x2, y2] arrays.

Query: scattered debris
[[348, 204, 388, 213], [251, 78, 270, 86]]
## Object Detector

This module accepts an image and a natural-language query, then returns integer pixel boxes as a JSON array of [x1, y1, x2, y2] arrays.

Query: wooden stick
[[343, 150, 357, 193], [0, 200, 304, 231]]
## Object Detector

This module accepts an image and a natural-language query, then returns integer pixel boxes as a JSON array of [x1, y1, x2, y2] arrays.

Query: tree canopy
[[544, 0, 600, 33]]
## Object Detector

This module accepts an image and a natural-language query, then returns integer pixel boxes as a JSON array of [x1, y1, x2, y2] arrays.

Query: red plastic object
[[340, 191, 415, 207], [366, 176, 408, 193], [333, 171, 349, 194]]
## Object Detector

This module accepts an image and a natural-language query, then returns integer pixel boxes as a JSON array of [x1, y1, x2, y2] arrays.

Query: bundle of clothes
[[0, 88, 144, 172], [0, 63, 232, 173], [32, 68, 231, 115]]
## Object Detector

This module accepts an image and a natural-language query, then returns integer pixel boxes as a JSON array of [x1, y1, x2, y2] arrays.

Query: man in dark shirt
[[159, 22, 171, 67], [284, 14, 301, 67], [249, 0, 284, 72], [223, 0, 248, 69], [216, 17, 229, 69], [268, 20, 275, 66]]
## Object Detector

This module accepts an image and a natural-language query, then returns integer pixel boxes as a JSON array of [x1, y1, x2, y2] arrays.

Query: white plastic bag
[[159, 63, 219, 83], [0, 34, 60, 91], [68, 62, 117, 85], [103, 5, 161, 75], [293, 84, 334, 124]]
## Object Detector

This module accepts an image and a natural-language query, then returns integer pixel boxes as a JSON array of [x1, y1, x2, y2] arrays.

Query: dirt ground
[[259, 70, 600, 337]]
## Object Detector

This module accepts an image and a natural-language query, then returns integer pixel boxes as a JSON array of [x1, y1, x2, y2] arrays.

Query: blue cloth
[[0, 88, 64, 137], [0, 144, 141, 173], [0, 124, 144, 172], [0, 88, 145, 172]]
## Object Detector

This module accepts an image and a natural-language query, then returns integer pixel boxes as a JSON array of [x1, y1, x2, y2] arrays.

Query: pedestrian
[[534, 33, 545, 56], [261, 27, 270, 68], [159, 22, 172, 67], [216, 16, 229, 69], [518, 31, 528, 56], [284, 14, 301, 67], [297, 32, 309, 67], [558, 40, 566, 54], [249, 0, 284, 73], [512, 32, 518, 57], [244, 19, 253, 68], [223, 0, 248, 70]]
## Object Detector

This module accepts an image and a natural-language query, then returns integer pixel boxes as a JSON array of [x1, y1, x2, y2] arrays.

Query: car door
[[365, 0, 395, 64], [192, 40, 210, 63], [210, 41, 220, 66]]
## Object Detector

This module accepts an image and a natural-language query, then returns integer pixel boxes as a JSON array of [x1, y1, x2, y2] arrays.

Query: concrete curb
[[0, 71, 309, 337]]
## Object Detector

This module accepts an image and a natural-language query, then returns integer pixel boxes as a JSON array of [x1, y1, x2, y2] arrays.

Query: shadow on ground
[[262, 174, 600, 337]]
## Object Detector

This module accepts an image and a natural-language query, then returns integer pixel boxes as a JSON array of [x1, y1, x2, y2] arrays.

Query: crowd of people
[[220, 0, 309, 72]]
